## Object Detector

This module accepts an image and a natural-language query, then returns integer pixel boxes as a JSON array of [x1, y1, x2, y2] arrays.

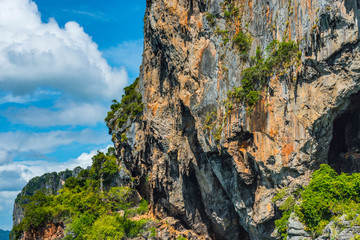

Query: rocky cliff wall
[[110, 0, 360, 239]]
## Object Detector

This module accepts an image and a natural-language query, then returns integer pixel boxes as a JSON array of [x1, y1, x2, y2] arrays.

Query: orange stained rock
[[266, 202, 272, 212], [268, 129, 278, 138], [145, 84, 158, 102], [254, 133, 267, 162], [248, 0, 253, 11], [193, 39, 209, 70], [304, 0, 315, 22], [249, 94, 268, 133], [233, 154, 251, 174], [180, 10, 188, 27], [266, 5, 270, 18], [22, 223, 64, 240], [180, 91, 192, 107], [197, 19, 203, 30], [228, 142, 251, 174], [148, 102, 160, 116], [281, 143, 295, 165]]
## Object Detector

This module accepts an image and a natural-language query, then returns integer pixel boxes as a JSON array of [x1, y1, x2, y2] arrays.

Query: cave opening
[[328, 92, 360, 173]]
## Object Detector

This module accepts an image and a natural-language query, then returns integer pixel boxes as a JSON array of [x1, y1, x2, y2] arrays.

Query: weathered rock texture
[[20, 223, 65, 240], [109, 0, 360, 239], [287, 214, 360, 240]]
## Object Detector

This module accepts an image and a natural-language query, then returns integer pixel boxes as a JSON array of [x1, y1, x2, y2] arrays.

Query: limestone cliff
[[108, 0, 360, 239], [12, 168, 82, 228]]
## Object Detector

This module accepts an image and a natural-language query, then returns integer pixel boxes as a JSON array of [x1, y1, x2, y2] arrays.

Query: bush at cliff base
[[10, 149, 150, 240], [274, 164, 360, 239]]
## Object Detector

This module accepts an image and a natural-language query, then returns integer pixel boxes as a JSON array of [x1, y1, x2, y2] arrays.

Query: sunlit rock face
[[20, 222, 65, 240], [108, 0, 360, 239]]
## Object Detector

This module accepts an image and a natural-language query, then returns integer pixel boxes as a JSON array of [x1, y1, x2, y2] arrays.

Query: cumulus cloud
[[0, 145, 111, 187], [3, 101, 107, 127], [0, 0, 128, 101], [0, 149, 11, 165], [0, 89, 61, 104], [0, 129, 108, 154], [0, 170, 27, 191], [0, 0, 137, 231]]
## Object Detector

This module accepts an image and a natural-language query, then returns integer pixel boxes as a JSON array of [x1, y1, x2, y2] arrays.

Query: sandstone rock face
[[110, 0, 360, 239], [20, 223, 64, 240]]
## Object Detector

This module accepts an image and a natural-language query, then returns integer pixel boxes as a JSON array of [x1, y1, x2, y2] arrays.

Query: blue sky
[[0, 0, 146, 230]]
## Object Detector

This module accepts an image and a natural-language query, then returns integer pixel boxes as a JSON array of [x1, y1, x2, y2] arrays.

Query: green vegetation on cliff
[[203, 40, 300, 142], [274, 165, 360, 239], [227, 39, 300, 107], [105, 78, 144, 130], [232, 30, 252, 56], [11, 149, 151, 240]]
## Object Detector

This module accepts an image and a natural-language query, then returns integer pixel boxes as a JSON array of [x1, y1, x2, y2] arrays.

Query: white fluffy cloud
[[0, 0, 138, 231], [0, 144, 110, 186], [0, 0, 128, 101], [0, 129, 108, 154], [0, 89, 61, 104], [3, 101, 107, 127]]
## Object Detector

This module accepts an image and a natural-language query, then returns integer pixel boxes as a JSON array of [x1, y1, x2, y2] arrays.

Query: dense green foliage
[[274, 165, 360, 239], [232, 30, 252, 56], [105, 78, 144, 129], [11, 150, 151, 240], [227, 40, 300, 107]]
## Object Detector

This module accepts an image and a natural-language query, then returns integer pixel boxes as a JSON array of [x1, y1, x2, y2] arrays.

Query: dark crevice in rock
[[197, 0, 206, 13], [328, 91, 360, 173], [169, 150, 180, 180], [227, 125, 254, 144], [180, 101, 251, 240], [187, 0, 194, 21], [181, 102, 226, 237], [181, 162, 213, 235]]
